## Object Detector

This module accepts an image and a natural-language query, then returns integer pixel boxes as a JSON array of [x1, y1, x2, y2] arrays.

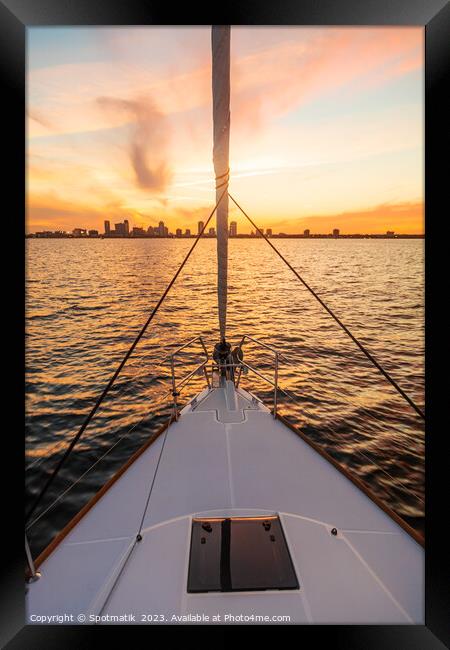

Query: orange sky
[[27, 27, 424, 234]]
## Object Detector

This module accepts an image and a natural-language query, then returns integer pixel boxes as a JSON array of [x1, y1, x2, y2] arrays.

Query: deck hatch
[[187, 515, 299, 592]]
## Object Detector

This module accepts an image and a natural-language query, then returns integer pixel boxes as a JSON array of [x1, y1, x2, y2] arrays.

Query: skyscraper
[[209, 227, 216, 237], [333, 228, 340, 237], [266, 228, 272, 237], [158, 221, 165, 236], [230, 221, 237, 237], [304, 229, 310, 237], [198, 221, 204, 235], [124, 219, 129, 235], [104, 220, 110, 235], [176, 228, 182, 237]]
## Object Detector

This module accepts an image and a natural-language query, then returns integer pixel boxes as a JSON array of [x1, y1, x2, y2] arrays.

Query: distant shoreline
[[26, 234, 425, 240]]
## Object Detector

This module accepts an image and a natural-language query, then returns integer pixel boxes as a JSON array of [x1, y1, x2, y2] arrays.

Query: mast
[[212, 25, 230, 344]]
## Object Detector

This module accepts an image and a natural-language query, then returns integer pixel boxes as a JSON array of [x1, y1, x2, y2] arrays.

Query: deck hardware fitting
[[26, 572, 41, 583]]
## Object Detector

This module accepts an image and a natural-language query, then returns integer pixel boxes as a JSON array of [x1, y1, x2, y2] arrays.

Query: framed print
[[1, 0, 449, 646]]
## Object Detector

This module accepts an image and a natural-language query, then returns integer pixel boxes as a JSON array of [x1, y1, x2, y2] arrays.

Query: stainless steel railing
[[168, 334, 284, 418], [204, 335, 283, 417], [236, 335, 282, 417], [25, 534, 41, 583], [169, 336, 210, 419]]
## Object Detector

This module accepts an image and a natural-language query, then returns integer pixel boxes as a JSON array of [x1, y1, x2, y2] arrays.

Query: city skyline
[[27, 27, 423, 234], [27, 217, 423, 239]]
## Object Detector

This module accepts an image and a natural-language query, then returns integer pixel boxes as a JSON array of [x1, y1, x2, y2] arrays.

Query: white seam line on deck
[[278, 512, 313, 622], [64, 535, 133, 547], [180, 516, 192, 617], [339, 529, 400, 536], [87, 537, 137, 616], [341, 535, 413, 623], [225, 423, 235, 509]]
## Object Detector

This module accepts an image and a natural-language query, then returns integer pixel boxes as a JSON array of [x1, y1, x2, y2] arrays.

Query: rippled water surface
[[26, 238, 424, 555]]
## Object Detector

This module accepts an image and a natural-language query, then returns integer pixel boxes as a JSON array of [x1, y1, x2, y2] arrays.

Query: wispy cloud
[[97, 95, 171, 192], [28, 28, 422, 139], [27, 108, 54, 132]]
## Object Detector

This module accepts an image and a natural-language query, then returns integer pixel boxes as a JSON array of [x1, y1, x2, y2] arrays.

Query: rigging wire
[[228, 193, 425, 422], [25, 398, 170, 531], [237, 363, 424, 506], [274, 384, 425, 505], [25, 367, 166, 473], [27, 367, 203, 531], [26, 437, 69, 473], [277, 371, 424, 441], [25, 188, 228, 525], [97, 412, 173, 617], [27, 352, 203, 527]]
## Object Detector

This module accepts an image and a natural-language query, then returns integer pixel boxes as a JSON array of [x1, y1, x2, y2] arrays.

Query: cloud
[[27, 108, 54, 134], [97, 95, 171, 192], [27, 28, 423, 234], [28, 28, 422, 142], [230, 28, 423, 134]]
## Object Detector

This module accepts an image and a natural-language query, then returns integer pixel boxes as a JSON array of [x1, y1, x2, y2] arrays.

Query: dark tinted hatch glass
[[187, 516, 299, 593]]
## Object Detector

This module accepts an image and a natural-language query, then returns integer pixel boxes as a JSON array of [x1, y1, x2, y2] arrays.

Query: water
[[25, 238, 424, 556]]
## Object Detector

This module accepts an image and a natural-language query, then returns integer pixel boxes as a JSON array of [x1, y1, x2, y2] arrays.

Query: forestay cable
[[26, 188, 228, 524], [228, 192, 425, 421]]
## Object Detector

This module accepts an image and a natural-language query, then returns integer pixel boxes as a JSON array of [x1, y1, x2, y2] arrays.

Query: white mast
[[212, 25, 230, 342]]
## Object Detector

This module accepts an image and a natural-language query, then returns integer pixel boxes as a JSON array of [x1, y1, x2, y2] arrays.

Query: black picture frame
[[2, 0, 449, 646]]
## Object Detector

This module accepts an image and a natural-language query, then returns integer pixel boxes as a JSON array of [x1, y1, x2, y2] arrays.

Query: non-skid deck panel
[[190, 386, 261, 413], [27, 385, 423, 623], [42, 400, 408, 546], [104, 517, 191, 618], [26, 537, 131, 618], [102, 513, 413, 623], [281, 514, 413, 623], [343, 529, 424, 622], [227, 409, 411, 535], [185, 385, 263, 423], [63, 432, 166, 543], [141, 410, 232, 529], [92, 515, 310, 623]]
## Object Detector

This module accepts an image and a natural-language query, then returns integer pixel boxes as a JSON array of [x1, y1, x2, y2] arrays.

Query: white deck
[[27, 382, 424, 624]]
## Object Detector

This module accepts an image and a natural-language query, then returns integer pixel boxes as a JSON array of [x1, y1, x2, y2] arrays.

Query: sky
[[27, 26, 424, 234]]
